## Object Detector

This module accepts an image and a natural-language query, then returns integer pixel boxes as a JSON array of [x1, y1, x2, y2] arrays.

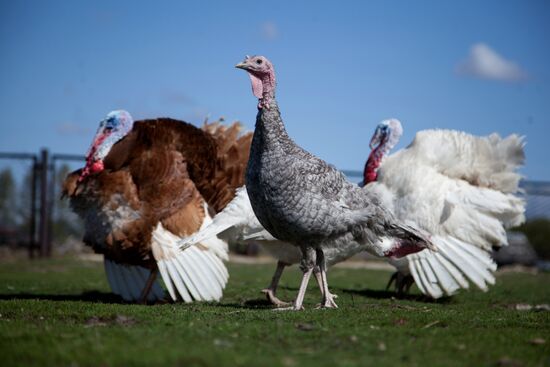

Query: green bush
[[512, 219, 550, 260]]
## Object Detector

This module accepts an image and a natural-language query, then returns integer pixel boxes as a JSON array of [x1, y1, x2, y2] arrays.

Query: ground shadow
[[341, 287, 453, 304], [216, 284, 446, 310], [276, 284, 432, 302], [214, 299, 279, 310], [0, 291, 126, 304]]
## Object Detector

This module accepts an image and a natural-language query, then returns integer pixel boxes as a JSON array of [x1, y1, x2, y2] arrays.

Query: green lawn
[[0, 257, 548, 367]]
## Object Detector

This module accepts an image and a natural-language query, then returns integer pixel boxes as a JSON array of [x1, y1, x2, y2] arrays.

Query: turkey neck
[[364, 141, 393, 184], [363, 146, 383, 184], [245, 94, 297, 237], [253, 99, 291, 148]]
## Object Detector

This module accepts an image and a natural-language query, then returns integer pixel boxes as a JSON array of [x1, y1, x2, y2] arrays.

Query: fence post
[[28, 158, 38, 258], [38, 148, 50, 257], [47, 160, 55, 256]]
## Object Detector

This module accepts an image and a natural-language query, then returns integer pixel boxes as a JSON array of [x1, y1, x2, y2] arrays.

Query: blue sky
[[1, 0, 549, 180]]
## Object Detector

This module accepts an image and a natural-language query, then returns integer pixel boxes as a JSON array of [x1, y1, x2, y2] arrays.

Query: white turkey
[[363, 118, 526, 298]]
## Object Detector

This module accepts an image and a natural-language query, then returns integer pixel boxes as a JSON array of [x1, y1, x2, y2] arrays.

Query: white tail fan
[[103, 258, 165, 302], [151, 222, 229, 302], [406, 235, 496, 298]]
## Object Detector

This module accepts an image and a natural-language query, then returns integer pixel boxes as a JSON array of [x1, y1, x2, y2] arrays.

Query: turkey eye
[[256, 59, 263, 65]]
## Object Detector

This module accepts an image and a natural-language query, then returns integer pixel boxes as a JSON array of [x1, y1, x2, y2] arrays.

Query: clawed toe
[[273, 305, 304, 311], [262, 288, 291, 307], [315, 302, 338, 309], [316, 293, 339, 309]]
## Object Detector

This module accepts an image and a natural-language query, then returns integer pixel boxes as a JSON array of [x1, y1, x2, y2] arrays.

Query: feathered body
[[237, 55, 433, 309], [63, 113, 251, 302], [365, 120, 525, 298], [182, 186, 368, 269]]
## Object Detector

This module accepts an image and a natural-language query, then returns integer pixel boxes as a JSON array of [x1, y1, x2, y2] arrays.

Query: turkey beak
[[235, 62, 248, 70]]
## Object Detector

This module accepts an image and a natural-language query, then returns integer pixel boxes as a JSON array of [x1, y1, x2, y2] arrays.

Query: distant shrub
[[512, 219, 550, 260]]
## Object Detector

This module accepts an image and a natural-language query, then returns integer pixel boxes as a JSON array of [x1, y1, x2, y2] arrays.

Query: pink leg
[[314, 269, 338, 308], [293, 267, 313, 310], [318, 268, 338, 308], [274, 267, 313, 311]]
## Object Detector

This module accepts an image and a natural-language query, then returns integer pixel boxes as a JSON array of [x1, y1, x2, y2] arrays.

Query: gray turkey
[[234, 55, 434, 310]]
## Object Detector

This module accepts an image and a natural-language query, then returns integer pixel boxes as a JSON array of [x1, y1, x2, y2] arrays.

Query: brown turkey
[[62, 110, 251, 303]]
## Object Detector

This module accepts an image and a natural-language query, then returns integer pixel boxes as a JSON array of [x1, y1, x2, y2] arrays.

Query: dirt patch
[[84, 314, 137, 327]]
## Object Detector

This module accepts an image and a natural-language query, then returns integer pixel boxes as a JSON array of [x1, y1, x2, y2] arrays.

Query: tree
[[0, 168, 17, 227], [51, 163, 83, 242]]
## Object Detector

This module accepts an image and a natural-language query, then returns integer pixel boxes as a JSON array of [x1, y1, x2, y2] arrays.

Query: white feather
[[151, 217, 229, 303], [176, 248, 215, 300], [371, 125, 525, 298], [432, 252, 469, 290], [425, 254, 460, 295], [179, 187, 277, 251], [203, 250, 229, 287], [419, 257, 444, 298]]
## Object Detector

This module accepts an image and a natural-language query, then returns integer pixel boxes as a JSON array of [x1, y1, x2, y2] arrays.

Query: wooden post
[[29, 158, 38, 258], [47, 161, 55, 256], [38, 148, 50, 257]]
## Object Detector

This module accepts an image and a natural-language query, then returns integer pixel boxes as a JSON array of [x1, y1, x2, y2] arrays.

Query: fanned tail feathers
[[151, 222, 229, 302], [406, 235, 496, 298]]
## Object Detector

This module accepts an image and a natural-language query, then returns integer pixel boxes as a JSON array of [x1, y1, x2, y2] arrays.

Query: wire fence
[[1, 151, 549, 259], [0, 150, 85, 257]]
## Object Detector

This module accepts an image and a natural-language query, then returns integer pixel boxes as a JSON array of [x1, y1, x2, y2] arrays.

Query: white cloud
[[261, 21, 279, 41], [456, 43, 527, 82]]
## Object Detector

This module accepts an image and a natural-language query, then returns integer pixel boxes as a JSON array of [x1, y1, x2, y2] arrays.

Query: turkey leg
[[315, 249, 338, 308], [138, 268, 158, 304], [262, 261, 291, 307], [276, 246, 316, 311], [314, 267, 338, 306]]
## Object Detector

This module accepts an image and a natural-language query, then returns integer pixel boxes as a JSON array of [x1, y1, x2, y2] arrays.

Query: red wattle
[[384, 241, 425, 258], [363, 148, 382, 184], [90, 160, 104, 173]]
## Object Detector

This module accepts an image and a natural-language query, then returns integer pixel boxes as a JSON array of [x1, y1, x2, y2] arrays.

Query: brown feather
[[61, 117, 251, 269], [161, 186, 205, 237], [200, 120, 252, 211], [62, 118, 215, 266]]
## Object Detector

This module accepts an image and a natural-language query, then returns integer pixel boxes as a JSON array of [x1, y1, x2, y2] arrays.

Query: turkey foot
[[314, 269, 338, 308], [273, 266, 313, 311], [386, 271, 414, 296], [262, 288, 291, 307], [262, 261, 291, 307], [316, 265, 338, 309]]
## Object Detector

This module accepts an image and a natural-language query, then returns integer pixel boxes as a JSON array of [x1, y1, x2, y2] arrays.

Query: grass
[[0, 257, 548, 367]]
